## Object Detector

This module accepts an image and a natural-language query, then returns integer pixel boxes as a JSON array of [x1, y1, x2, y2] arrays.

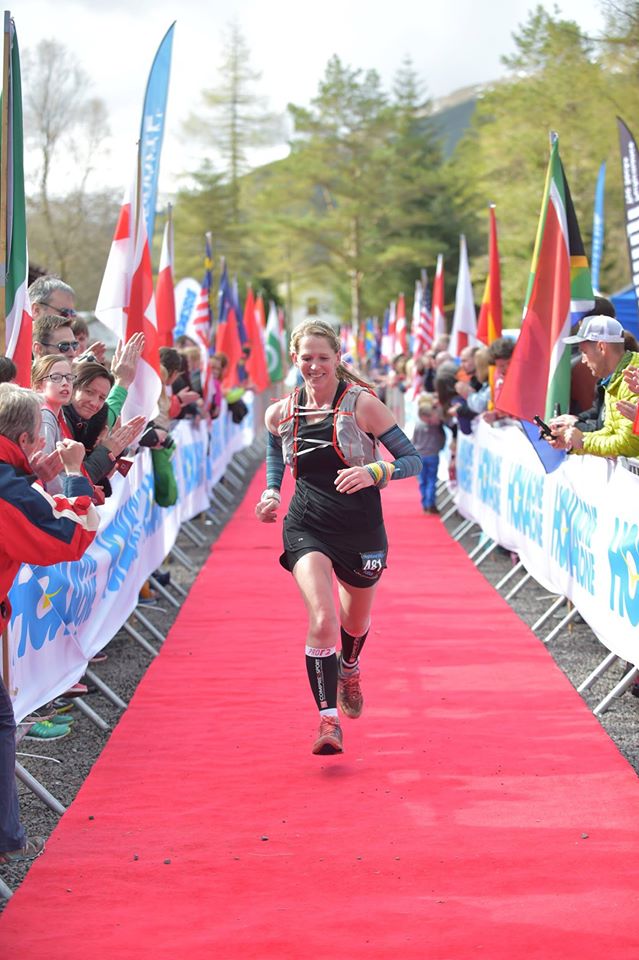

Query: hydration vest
[[278, 383, 380, 478]]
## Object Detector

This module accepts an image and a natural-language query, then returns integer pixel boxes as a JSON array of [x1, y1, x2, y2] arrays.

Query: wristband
[[364, 461, 395, 486], [260, 488, 281, 503]]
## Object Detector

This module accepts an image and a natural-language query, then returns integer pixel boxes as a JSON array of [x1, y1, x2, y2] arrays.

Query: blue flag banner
[[140, 22, 175, 246], [591, 161, 606, 294], [520, 420, 566, 474]]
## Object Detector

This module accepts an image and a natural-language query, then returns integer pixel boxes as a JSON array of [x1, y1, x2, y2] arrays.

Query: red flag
[[155, 214, 175, 348], [431, 255, 446, 341], [243, 285, 269, 392], [476, 205, 503, 346], [395, 293, 408, 354], [255, 294, 266, 330]]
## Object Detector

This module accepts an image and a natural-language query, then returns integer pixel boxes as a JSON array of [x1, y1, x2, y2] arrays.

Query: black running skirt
[[280, 516, 388, 588]]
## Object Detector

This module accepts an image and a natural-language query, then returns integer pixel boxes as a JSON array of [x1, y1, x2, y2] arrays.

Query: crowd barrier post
[[83, 668, 128, 711], [504, 571, 533, 601], [495, 559, 525, 591], [541, 604, 581, 645], [131, 607, 167, 644], [531, 596, 567, 633], [441, 502, 459, 523], [122, 619, 159, 657], [146, 577, 180, 610], [452, 518, 475, 541], [468, 535, 493, 562], [72, 697, 109, 731], [169, 544, 197, 571], [15, 761, 65, 815], [577, 652, 619, 694], [474, 541, 500, 568], [180, 520, 207, 548], [153, 574, 187, 601], [594, 665, 639, 716]]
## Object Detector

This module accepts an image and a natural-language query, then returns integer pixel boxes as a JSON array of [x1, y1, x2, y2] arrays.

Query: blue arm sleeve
[[378, 425, 422, 480], [266, 431, 286, 490]]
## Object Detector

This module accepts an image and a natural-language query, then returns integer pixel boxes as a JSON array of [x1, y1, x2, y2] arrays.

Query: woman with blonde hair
[[255, 319, 421, 755], [32, 354, 76, 494]]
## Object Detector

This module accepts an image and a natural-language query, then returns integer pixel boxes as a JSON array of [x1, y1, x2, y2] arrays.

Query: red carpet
[[3, 471, 639, 959]]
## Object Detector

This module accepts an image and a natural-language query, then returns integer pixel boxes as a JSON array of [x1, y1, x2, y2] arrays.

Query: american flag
[[412, 269, 433, 358], [185, 233, 214, 404]]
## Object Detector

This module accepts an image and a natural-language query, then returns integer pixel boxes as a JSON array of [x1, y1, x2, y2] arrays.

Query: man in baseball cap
[[553, 314, 639, 457]]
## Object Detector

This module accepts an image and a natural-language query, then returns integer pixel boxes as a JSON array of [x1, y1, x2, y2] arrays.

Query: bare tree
[[23, 40, 110, 279]]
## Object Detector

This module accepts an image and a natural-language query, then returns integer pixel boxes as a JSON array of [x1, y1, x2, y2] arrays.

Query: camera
[[138, 426, 173, 449]]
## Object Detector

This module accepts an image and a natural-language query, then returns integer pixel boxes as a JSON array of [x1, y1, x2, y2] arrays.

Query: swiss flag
[[95, 179, 161, 423]]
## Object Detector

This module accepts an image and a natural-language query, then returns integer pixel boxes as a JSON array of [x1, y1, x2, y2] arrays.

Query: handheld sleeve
[[378, 425, 422, 479]]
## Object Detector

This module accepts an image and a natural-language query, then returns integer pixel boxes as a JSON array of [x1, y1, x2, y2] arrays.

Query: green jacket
[[574, 351, 639, 459]]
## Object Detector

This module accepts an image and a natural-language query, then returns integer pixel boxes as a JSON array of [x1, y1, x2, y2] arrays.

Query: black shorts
[[280, 517, 388, 588]]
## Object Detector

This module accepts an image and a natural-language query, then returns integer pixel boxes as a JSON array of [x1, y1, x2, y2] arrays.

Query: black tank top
[[286, 381, 383, 537]]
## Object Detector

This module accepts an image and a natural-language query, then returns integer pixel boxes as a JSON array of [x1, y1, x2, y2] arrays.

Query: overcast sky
[[12, 0, 607, 196]]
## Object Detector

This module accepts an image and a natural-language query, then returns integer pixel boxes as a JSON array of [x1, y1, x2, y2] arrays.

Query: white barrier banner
[[454, 420, 639, 666], [7, 418, 211, 722]]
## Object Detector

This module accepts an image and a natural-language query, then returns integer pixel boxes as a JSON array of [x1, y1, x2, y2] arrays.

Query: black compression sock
[[305, 646, 338, 710], [340, 626, 369, 665]]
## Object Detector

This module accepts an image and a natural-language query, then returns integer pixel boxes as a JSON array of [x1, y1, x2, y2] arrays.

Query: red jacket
[[0, 436, 99, 630]]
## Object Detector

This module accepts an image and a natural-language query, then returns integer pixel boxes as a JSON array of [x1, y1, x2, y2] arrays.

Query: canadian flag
[[156, 214, 176, 349], [95, 179, 161, 423]]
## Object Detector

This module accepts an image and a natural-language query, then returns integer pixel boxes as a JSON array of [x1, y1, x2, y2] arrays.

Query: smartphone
[[533, 414, 553, 438]]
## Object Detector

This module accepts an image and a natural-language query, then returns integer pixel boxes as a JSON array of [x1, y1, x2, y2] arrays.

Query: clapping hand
[[111, 333, 145, 389]]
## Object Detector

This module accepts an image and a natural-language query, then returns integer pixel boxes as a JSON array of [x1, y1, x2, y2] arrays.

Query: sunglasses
[[39, 302, 77, 319], [43, 373, 77, 384], [39, 340, 80, 354]]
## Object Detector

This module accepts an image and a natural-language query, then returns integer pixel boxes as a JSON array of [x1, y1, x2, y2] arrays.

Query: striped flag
[[498, 135, 594, 426], [1, 16, 31, 385], [215, 259, 242, 387], [412, 271, 433, 358], [185, 233, 214, 400], [155, 209, 175, 348], [449, 235, 477, 358]]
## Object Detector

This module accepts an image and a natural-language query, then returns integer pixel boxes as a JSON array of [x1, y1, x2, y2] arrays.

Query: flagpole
[[0, 13, 10, 695], [0, 11, 11, 345]]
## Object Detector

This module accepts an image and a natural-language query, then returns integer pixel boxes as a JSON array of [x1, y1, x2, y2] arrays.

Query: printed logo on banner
[[608, 517, 639, 624], [457, 437, 474, 493], [477, 448, 502, 513], [96, 474, 153, 595], [550, 486, 597, 594], [179, 441, 205, 495], [10, 552, 98, 657], [507, 465, 544, 546]]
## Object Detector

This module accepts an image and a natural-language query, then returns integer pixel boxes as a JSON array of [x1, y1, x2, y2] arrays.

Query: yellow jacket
[[575, 351, 639, 459]]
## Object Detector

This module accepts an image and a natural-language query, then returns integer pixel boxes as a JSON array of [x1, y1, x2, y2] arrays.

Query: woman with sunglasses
[[32, 355, 76, 494]]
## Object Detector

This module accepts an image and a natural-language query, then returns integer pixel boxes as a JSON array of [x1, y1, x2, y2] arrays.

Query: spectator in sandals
[[0, 384, 99, 867]]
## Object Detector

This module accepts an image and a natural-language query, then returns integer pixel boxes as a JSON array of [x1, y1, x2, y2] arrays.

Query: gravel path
[[2, 472, 637, 903]]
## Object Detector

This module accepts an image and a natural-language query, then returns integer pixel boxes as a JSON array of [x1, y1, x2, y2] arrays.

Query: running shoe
[[23, 721, 71, 741], [0, 837, 45, 864], [337, 654, 364, 719], [312, 716, 343, 755]]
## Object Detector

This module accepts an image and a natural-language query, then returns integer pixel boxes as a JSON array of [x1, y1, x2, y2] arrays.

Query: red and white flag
[[412, 271, 433, 359], [95, 178, 161, 423], [185, 282, 214, 407], [395, 293, 408, 354], [432, 255, 447, 342], [156, 213, 176, 348], [449, 235, 477, 358]]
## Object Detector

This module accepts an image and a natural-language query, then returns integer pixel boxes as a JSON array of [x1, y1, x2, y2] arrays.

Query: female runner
[[255, 319, 421, 755]]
